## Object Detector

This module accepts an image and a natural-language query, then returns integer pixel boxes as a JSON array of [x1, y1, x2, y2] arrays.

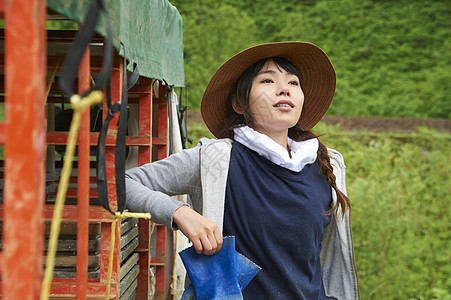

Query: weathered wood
[[121, 218, 138, 234], [125, 289, 137, 300], [44, 222, 101, 236], [120, 238, 139, 263], [53, 267, 100, 279], [46, 254, 100, 268], [121, 227, 138, 249], [120, 253, 139, 280], [119, 265, 139, 296], [120, 278, 138, 300]]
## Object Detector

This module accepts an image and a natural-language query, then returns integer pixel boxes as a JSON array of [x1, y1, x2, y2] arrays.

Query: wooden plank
[[119, 265, 139, 297], [0, 221, 102, 236], [121, 227, 138, 249], [120, 238, 139, 264], [125, 289, 137, 300], [0, 237, 100, 253], [120, 253, 139, 281], [53, 268, 100, 280], [120, 217, 138, 234], [45, 222, 101, 236], [120, 278, 138, 300], [44, 237, 100, 253], [46, 254, 100, 268]]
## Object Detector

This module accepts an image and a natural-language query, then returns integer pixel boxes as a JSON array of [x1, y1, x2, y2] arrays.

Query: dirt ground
[[187, 111, 451, 134]]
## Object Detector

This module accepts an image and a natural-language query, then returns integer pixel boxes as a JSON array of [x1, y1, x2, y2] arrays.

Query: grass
[[188, 121, 451, 300]]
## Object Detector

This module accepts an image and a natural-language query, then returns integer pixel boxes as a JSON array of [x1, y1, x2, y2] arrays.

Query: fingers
[[173, 206, 223, 255], [214, 226, 223, 253], [194, 223, 222, 255]]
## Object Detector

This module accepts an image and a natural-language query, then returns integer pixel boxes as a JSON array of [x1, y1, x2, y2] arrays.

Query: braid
[[289, 126, 350, 217]]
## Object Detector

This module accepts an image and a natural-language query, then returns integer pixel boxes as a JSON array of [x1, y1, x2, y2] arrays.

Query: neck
[[253, 127, 289, 151]]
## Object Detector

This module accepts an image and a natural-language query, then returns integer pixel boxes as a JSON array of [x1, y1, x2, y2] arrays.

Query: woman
[[125, 42, 359, 299]]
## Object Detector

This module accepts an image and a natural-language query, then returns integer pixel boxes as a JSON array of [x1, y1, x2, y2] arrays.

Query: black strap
[[58, 0, 140, 215], [163, 79, 174, 156], [96, 44, 139, 214], [58, 0, 113, 98]]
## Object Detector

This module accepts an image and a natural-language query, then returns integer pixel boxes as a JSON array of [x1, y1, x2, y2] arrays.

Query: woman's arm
[[125, 146, 223, 254], [125, 146, 202, 228]]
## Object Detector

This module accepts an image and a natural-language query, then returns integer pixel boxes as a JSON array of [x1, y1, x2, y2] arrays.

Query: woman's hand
[[173, 205, 223, 255]]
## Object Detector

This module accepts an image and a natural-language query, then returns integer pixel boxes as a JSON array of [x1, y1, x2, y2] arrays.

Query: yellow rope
[[105, 212, 151, 300], [45, 57, 63, 103], [40, 90, 103, 300]]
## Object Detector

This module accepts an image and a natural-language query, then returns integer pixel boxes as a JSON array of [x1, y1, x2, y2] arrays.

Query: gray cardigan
[[125, 138, 359, 299]]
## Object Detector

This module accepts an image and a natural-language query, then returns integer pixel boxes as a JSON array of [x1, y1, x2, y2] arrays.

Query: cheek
[[248, 90, 271, 112], [297, 91, 305, 110]]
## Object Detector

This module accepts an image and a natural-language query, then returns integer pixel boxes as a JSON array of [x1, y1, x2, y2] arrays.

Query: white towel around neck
[[233, 126, 319, 172]]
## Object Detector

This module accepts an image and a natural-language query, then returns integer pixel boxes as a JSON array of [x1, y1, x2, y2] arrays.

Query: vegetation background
[[171, 0, 451, 119], [171, 0, 451, 299]]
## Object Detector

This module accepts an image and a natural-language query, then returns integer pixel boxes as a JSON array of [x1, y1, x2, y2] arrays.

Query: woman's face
[[244, 59, 304, 135]]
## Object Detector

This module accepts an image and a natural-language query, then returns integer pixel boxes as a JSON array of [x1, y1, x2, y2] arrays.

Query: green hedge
[[171, 0, 451, 119]]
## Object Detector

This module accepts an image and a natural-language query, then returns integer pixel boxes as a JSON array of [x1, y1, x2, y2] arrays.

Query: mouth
[[273, 100, 294, 108]]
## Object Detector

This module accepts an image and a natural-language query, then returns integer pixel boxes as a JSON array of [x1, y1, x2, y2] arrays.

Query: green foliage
[[170, 0, 451, 118], [171, 0, 258, 109], [187, 121, 451, 299], [316, 124, 450, 299]]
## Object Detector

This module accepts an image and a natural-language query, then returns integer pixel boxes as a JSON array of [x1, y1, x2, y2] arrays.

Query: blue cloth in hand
[[180, 236, 260, 300]]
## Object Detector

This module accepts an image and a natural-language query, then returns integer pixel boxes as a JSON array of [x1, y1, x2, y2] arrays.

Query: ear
[[232, 98, 244, 114]]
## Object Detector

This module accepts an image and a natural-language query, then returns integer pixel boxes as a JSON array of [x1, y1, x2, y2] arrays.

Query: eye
[[261, 79, 273, 83], [289, 80, 299, 86]]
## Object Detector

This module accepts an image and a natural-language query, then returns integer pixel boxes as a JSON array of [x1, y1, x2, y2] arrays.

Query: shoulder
[[327, 148, 346, 170], [327, 148, 348, 195], [197, 137, 233, 148]]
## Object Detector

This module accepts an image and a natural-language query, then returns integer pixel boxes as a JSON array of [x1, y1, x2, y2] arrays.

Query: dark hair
[[223, 56, 350, 216]]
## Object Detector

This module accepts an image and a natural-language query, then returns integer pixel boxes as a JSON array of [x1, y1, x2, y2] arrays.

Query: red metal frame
[[136, 77, 153, 299], [0, 4, 171, 299], [2, 1, 46, 300], [153, 84, 169, 299], [76, 42, 91, 299]]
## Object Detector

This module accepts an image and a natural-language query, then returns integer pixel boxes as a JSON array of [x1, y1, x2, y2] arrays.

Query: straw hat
[[201, 42, 336, 138]]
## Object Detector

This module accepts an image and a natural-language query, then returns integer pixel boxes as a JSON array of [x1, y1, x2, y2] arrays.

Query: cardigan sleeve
[[321, 148, 359, 299], [125, 146, 202, 229]]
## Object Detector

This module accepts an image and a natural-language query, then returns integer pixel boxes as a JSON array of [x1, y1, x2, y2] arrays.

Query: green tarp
[[48, 0, 185, 87]]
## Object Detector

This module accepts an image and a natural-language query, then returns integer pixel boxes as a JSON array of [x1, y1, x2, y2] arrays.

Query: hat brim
[[201, 42, 336, 138]]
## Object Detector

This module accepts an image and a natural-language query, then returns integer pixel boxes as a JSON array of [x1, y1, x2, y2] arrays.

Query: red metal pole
[[100, 56, 123, 299], [3, 0, 46, 299], [136, 78, 152, 299], [155, 84, 168, 298], [138, 78, 152, 166], [76, 43, 91, 299]]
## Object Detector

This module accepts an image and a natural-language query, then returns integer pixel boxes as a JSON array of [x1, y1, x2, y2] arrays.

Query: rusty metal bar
[[155, 84, 168, 298], [3, 0, 46, 299], [99, 56, 123, 299], [76, 42, 91, 300], [135, 77, 153, 299]]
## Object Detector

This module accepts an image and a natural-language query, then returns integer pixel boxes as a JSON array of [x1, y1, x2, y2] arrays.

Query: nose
[[277, 85, 290, 96]]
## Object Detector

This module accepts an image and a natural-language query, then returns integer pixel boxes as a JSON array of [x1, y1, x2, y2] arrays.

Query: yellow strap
[[105, 212, 151, 300], [40, 90, 103, 300], [44, 57, 63, 103]]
